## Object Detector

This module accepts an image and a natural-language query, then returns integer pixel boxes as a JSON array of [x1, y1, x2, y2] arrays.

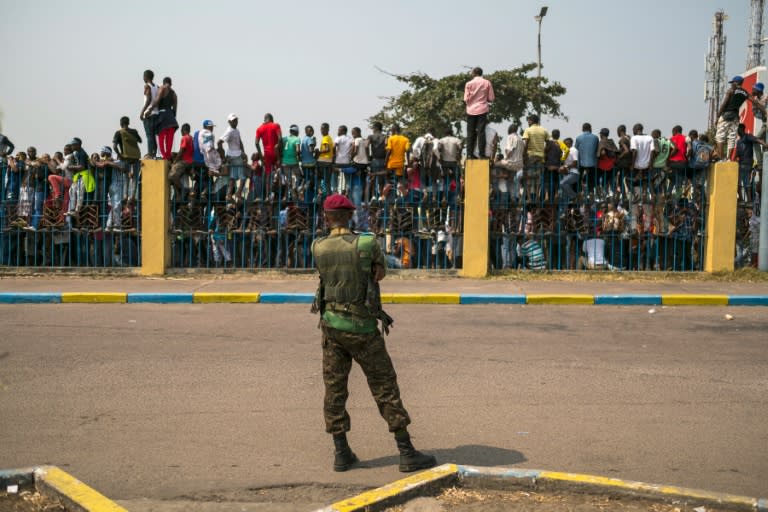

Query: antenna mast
[[747, 0, 766, 69], [705, 11, 728, 130]]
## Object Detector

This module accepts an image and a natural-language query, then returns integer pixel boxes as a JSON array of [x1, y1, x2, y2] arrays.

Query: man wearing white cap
[[219, 113, 246, 205], [199, 120, 225, 201]]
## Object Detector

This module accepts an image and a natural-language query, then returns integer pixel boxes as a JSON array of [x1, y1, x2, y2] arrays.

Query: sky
[[0, 0, 761, 155]]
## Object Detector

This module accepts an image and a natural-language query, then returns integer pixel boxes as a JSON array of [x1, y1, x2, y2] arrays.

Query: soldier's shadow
[[359, 444, 526, 469]]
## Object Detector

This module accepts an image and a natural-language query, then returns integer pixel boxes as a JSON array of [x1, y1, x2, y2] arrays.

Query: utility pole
[[535, 6, 548, 80], [747, 0, 765, 69], [705, 11, 728, 131]]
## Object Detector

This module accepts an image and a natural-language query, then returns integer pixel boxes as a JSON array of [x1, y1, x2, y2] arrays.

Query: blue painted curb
[[127, 293, 194, 304], [459, 294, 526, 304], [728, 295, 768, 306], [259, 292, 314, 304], [594, 295, 662, 305], [0, 292, 61, 304]]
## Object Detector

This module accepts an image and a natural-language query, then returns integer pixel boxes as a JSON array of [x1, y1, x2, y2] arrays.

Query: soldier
[[311, 194, 436, 473]]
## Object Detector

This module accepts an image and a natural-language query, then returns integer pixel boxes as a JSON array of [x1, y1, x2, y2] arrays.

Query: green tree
[[369, 64, 566, 140]]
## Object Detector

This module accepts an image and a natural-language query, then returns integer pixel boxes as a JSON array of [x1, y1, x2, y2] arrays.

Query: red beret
[[323, 194, 356, 211]]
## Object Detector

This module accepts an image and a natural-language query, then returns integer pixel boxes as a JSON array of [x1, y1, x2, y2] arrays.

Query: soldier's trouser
[[321, 324, 411, 435]]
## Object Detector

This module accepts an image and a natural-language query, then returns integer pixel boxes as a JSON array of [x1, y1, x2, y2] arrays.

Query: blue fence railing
[[489, 163, 709, 271], [1, 159, 141, 268], [168, 161, 464, 270], [1, 154, 759, 272]]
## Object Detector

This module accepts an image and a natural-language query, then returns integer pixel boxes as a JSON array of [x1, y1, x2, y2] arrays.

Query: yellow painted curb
[[36, 466, 127, 511], [192, 292, 260, 303], [61, 293, 127, 304], [526, 294, 594, 305], [322, 464, 458, 512], [380, 293, 461, 304], [539, 470, 758, 509], [661, 294, 729, 306]]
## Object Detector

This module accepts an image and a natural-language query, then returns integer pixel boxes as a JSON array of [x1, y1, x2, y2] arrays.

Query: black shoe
[[333, 447, 359, 472], [332, 433, 359, 472], [396, 433, 437, 472]]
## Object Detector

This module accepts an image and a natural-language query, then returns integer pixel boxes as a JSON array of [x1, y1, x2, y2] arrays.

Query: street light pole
[[534, 6, 548, 113], [535, 6, 548, 79]]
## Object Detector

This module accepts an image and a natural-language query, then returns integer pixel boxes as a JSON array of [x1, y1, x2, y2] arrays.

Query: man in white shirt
[[350, 127, 368, 219], [333, 125, 355, 193], [630, 123, 654, 172], [581, 238, 607, 269], [199, 119, 226, 201], [437, 128, 462, 178], [475, 124, 499, 159], [218, 113, 246, 204], [558, 137, 580, 203]]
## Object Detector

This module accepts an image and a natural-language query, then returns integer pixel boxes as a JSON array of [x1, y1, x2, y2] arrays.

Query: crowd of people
[[0, 70, 762, 270]]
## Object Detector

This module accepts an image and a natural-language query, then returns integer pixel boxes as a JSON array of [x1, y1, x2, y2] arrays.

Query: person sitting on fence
[[501, 123, 525, 202], [169, 123, 194, 202]]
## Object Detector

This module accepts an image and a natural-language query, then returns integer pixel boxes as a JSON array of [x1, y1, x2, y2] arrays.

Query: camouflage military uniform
[[313, 230, 411, 435]]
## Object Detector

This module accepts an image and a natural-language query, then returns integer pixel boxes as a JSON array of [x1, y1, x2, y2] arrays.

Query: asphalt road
[[1, 304, 766, 510]]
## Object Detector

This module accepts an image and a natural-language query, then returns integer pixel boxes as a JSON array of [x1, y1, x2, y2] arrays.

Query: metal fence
[[168, 162, 464, 270], [0, 160, 141, 268], [489, 163, 709, 271], [3, 155, 756, 273]]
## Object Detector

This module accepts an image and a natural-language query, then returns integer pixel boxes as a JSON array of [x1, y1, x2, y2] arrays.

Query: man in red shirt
[[255, 113, 282, 182], [464, 67, 495, 159], [170, 123, 194, 200], [667, 125, 688, 193]]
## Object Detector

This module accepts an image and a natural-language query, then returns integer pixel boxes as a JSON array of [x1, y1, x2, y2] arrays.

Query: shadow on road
[[359, 444, 526, 469]]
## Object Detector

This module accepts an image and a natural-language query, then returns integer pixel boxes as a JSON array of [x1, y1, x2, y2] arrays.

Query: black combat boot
[[333, 433, 359, 472], [395, 430, 437, 472]]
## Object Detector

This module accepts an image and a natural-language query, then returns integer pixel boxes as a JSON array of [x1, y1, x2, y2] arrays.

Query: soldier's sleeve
[[370, 236, 386, 277]]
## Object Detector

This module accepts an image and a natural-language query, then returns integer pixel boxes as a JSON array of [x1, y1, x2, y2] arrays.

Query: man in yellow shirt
[[317, 122, 335, 196], [522, 114, 550, 203], [385, 124, 410, 183]]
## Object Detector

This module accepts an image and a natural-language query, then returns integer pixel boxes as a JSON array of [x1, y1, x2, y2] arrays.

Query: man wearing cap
[[279, 124, 302, 201], [198, 120, 225, 200], [219, 114, 246, 205], [750, 82, 767, 168], [715, 76, 749, 160], [311, 194, 437, 473], [93, 146, 128, 231]]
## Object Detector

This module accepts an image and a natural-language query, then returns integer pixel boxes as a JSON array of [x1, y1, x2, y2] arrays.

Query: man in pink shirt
[[464, 67, 495, 159]]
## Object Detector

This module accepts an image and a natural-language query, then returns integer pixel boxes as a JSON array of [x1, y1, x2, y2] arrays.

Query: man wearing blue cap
[[715, 75, 749, 160]]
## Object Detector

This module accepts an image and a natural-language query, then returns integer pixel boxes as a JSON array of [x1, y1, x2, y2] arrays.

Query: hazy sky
[[0, 0, 760, 155]]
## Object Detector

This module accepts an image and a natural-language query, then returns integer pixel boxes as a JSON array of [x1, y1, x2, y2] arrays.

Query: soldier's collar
[[329, 227, 353, 236]]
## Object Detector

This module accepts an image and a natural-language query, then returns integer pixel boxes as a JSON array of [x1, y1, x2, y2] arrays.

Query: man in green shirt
[[311, 194, 436, 473], [279, 124, 302, 201]]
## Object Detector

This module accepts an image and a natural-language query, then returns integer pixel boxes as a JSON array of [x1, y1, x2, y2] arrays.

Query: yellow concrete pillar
[[460, 159, 490, 278], [140, 159, 170, 276], [704, 161, 738, 272]]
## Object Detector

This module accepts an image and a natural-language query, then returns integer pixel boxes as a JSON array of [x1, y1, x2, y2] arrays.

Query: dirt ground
[[385, 487, 730, 512], [0, 490, 66, 512]]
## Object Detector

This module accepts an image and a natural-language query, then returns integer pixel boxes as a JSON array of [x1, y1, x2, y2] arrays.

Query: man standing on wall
[[464, 67, 495, 159]]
